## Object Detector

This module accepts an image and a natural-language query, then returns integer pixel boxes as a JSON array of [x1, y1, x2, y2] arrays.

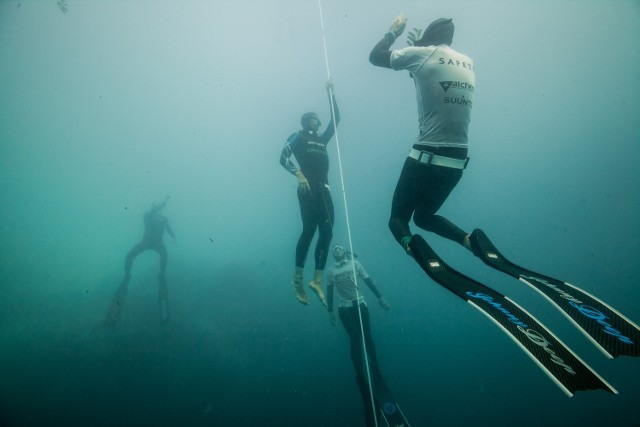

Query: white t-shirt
[[327, 259, 369, 303], [390, 44, 475, 148]]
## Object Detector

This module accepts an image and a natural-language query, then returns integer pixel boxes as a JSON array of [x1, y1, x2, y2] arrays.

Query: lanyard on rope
[[317, 1, 379, 426]]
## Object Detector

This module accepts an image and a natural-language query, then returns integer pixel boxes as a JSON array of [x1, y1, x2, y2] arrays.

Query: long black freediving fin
[[409, 234, 617, 396], [104, 274, 130, 327], [158, 273, 170, 325], [373, 381, 411, 427], [469, 228, 640, 359]]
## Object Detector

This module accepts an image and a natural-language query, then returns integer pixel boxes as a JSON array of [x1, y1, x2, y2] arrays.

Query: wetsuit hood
[[417, 18, 454, 47], [332, 244, 345, 261], [300, 112, 320, 131]]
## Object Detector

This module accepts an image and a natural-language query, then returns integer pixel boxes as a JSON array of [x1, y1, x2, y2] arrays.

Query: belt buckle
[[419, 150, 434, 165]]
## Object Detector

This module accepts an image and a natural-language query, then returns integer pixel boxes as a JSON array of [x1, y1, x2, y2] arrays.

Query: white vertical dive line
[[317, 1, 378, 426]]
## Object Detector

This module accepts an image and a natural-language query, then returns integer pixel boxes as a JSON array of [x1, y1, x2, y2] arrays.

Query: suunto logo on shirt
[[444, 96, 473, 108], [439, 81, 475, 93]]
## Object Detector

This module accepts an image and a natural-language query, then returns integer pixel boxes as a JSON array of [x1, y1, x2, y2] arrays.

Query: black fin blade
[[470, 229, 640, 358], [409, 234, 617, 396]]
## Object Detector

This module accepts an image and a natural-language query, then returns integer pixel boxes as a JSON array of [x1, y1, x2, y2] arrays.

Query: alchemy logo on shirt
[[439, 81, 475, 93]]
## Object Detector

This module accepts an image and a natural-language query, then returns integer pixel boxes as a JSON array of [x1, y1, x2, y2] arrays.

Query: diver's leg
[[296, 186, 320, 269], [389, 158, 419, 252], [292, 186, 316, 304], [156, 244, 168, 275], [340, 307, 366, 378], [360, 304, 388, 393], [308, 186, 334, 306], [415, 213, 469, 245], [341, 306, 376, 427], [412, 165, 469, 247], [124, 243, 146, 274]]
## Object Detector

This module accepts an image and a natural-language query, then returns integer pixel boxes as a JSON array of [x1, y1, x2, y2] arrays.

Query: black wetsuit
[[106, 204, 174, 327], [280, 96, 339, 270], [125, 208, 174, 275]]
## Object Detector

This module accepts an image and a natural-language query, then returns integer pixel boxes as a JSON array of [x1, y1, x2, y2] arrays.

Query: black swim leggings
[[339, 304, 387, 427], [389, 146, 468, 247], [295, 182, 334, 270], [125, 241, 167, 274]]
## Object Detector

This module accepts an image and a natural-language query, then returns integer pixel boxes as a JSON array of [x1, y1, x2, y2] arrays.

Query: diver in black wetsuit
[[280, 81, 340, 306], [124, 197, 175, 275], [105, 196, 175, 327]]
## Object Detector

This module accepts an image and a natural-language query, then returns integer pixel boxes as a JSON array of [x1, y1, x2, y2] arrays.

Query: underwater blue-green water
[[1, 1, 639, 426]]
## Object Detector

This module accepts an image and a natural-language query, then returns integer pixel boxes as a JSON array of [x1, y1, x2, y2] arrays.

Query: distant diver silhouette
[[105, 196, 175, 327]]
